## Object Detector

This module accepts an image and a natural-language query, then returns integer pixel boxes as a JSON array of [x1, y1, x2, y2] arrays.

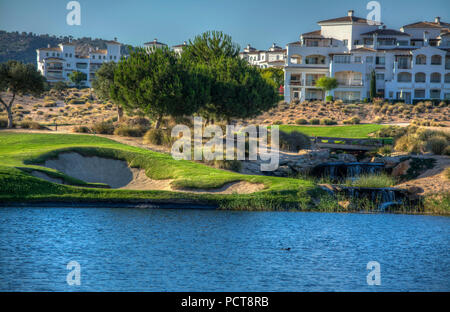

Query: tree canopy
[[68, 71, 87, 88], [113, 47, 208, 128], [0, 60, 45, 128]]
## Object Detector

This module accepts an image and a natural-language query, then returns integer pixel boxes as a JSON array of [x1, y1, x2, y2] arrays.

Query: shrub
[[20, 121, 45, 129], [373, 116, 383, 124], [310, 118, 320, 125], [214, 159, 242, 172], [445, 168, 450, 180], [68, 98, 86, 105], [0, 118, 8, 128], [325, 95, 333, 102], [444, 146, 450, 156], [279, 131, 311, 152], [295, 118, 308, 125], [272, 120, 283, 125], [114, 125, 146, 137], [91, 121, 115, 134], [426, 136, 448, 155], [73, 126, 91, 133], [343, 116, 360, 125], [143, 129, 174, 146], [345, 173, 396, 188], [320, 118, 337, 125], [126, 117, 151, 128], [378, 145, 393, 156], [43, 101, 57, 107]]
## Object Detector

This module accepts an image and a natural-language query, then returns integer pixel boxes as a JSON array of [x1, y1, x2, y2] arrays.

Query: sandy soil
[[33, 152, 264, 194], [396, 156, 450, 195]]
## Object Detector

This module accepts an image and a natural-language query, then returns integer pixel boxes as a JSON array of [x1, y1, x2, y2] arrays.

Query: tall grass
[[344, 173, 396, 188]]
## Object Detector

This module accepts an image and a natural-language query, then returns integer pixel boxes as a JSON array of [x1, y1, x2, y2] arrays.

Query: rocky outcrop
[[392, 159, 412, 177], [241, 149, 357, 176]]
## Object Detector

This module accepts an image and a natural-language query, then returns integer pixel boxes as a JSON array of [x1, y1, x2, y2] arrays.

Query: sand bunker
[[35, 152, 263, 194]]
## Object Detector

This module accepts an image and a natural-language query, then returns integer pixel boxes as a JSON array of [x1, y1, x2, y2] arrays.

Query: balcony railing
[[289, 80, 303, 86], [337, 80, 363, 86], [47, 65, 63, 70]]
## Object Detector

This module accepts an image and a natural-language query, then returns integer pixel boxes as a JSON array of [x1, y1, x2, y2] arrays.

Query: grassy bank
[[0, 132, 320, 210], [278, 124, 385, 138]]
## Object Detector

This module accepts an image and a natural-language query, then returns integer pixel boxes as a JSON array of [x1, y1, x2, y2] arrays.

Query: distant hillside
[[0, 30, 130, 64]]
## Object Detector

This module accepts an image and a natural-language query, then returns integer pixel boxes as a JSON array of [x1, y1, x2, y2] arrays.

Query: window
[[114, 56, 117, 60], [366, 56, 374, 63], [376, 56, 385, 65], [354, 56, 362, 63], [397, 72, 412, 82], [431, 55, 442, 65], [354, 40, 360, 45], [110, 56, 112, 60], [416, 54, 426, 65], [445, 73, 450, 83], [398, 40, 408, 46], [65, 53, 68, 57], [415, 72, 426, 83], [92, 55, 95, 59], [343, 40, 348, 46], [445, 93, 450, 100], [103, 56, 106, 59], [389, 91, 393, 98], [69, 53, 72, 57], [430, 89, 441, 98], [430, 73, 441, 83], [334, 55, 350, 63], [46, 52, 49, 56], [414, 89, 425, 98], [376, 73, 384, 80]]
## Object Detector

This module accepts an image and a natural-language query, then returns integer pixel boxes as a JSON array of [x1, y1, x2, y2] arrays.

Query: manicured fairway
[[278, 124, 386, 138], [0, 132, 317, 209]]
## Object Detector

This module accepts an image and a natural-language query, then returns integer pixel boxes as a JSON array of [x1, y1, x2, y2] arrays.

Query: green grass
[[278, 124, 386, 138], [0, 132, 319, 210], [344, 173, 396, 188]]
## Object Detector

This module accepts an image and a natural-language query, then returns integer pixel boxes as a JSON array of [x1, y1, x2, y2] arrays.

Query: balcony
[[337, 80, 363, 87], [289, 80, 303, 86], [47, 65, 63, 71]]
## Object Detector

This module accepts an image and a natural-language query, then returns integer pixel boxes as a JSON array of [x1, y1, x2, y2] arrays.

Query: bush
[[143, 129, 174, 146], [72, 126, 91, 133], [272, 120, 283, 125], [426, 136, 448, 155], [320, 118, 337, 125], [373, 116, 383, 124], [0, 118, 8, 128], [345, 173, 395, 188], [20, 121, 45, 129], [43, 101, 57, 107], [295, 118, 308, 125], [445, 168, 450, 180], [377, 145, 393, 156], [126, 117, 151, 128], [279, 131, 311, 152], [214, 159, 242, 172], [68, 98, 86, 105], [325, 95, 333, 102], [444, 146, 450, 156], [343, 116, 360, 125], [114, 125, 146, 137], [91, 121, 115, 134], [310, 118, 320, 125]]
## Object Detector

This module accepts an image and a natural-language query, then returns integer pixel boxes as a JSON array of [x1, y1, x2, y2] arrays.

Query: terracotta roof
[[144, 40, 167, 45], [301, 30, 323, 38], [361, 29, 410, 36], [91, 49, 107, 55], [104, 40, 121, 45], [318, 15, 381, 25], [288, 41, 302, 45], [402, 20, 450, 29]]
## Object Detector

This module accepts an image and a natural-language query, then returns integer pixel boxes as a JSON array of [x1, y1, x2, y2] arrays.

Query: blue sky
[[0, 0, 449, 49]]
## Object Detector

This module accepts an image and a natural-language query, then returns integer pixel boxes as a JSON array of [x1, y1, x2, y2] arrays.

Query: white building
[[144, 38, 168, 52], [172, 41, 188, 56], [37, 39, 121, 87], [240, 43, 286, 68], [284, 10, 450, 103]]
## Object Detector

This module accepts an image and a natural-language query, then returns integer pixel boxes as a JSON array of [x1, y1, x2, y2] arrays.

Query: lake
[[0, 207, 448, 291]]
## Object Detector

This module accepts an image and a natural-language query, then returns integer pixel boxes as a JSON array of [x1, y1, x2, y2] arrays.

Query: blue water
[[0, 207, 449, 291]]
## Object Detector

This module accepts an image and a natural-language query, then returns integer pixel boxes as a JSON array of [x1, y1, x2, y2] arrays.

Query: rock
[[338, 200, 352, 210], [392, 159, 412, 177], [406, 186, 423, 195], [337, 153, 357, 162], [381, 156, 402, 168]]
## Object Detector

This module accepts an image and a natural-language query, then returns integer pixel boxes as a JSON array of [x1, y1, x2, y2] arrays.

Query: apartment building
[[240, 43, 286, 68], [36, 39, 121, 87], [284, 10, 450, 103]]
